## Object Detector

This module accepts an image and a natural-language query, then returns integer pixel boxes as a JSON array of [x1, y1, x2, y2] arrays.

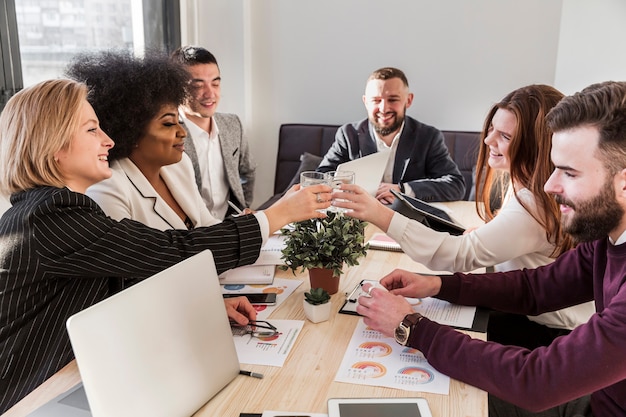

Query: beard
[[371, 110, 405, 137], [556, 178, 624, 243]]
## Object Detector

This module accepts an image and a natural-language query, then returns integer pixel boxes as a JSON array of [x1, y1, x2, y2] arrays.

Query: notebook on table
[[337, 149, 391, 196], [367, 232, 402, 252], [28, 250, 240, 417]]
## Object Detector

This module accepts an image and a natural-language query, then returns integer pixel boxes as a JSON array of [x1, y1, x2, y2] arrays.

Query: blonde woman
[[0, 79, 331, 412]]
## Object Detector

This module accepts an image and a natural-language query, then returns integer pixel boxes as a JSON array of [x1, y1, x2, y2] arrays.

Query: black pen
[[239, 369, 264, 379]]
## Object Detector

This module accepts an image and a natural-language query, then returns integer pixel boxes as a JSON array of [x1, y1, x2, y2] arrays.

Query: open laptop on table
[[337, 149, 391, 196], [28, 250, 240, 417]]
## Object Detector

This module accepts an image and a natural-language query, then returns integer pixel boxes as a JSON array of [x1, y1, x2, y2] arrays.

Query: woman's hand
[[224, 296, 257, 325], [331, 183, 395, 231], [263, 184, 332, 233]]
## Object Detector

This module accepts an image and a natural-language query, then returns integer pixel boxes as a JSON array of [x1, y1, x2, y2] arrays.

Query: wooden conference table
[[5, 201, 487, 417]]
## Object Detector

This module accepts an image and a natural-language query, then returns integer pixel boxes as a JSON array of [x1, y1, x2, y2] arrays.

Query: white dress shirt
[[373, 122, 414, 197], [182, 115, 230, 219]]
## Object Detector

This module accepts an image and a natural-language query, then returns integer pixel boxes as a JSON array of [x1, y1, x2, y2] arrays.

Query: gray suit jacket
[[317, 117, 466, 202], [183, 113, 256, 210]]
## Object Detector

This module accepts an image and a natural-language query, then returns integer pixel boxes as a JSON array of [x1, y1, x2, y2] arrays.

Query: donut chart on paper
[[358, 341, 393, 357], [350, 361, 387, 378], [397, 366, 434, 383]]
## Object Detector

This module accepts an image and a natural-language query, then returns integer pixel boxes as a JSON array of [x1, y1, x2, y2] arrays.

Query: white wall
[[183, 0, 625, 208], [554, 0, 626, 95]]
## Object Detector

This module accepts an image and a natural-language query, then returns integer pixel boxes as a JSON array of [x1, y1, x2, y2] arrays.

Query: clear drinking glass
[[325, 170, 355, 213], [300, 171, 328, 188]]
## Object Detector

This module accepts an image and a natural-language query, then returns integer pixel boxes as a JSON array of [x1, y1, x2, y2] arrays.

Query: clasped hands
[[356, 269, 442, 338]]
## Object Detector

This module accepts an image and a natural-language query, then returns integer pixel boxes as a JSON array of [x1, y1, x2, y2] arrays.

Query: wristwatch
[[394, 313, 424, 346]]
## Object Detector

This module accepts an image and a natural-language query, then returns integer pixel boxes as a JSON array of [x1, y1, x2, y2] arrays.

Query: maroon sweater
[[408, 238, 626, 416]]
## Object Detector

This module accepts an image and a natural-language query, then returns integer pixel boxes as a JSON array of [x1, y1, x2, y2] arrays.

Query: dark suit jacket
[[183, 113, 256, 210], [0, 187, 262, 413], [316, 117, 466, 202]]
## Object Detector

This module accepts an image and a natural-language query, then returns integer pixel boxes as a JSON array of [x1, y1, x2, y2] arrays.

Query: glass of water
[[300, 171, 328, 188], [325, 170, 355, 213]]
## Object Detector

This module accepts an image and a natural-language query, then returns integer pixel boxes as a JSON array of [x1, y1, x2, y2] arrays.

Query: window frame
[[0, 0, 22, 111], [0, 0, 180, 110]]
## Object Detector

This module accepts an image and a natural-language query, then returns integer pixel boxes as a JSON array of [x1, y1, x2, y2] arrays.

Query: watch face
[[395, 325, 408, 345]]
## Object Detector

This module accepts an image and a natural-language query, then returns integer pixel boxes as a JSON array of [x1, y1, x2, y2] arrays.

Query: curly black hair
[[65, 49, 190, 161]]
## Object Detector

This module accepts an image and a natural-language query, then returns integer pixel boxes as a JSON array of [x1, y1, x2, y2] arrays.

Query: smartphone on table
[[223, 293, 277, 305]]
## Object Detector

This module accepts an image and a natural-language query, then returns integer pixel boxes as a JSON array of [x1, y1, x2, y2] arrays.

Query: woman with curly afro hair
[[66, 49, 219, 230]]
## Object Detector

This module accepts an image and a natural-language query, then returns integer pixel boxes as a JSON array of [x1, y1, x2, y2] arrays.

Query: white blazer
[[86, 154, 220, 231]]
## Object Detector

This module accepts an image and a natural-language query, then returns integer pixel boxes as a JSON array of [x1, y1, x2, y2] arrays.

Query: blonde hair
[[0, 79, 88, 194]]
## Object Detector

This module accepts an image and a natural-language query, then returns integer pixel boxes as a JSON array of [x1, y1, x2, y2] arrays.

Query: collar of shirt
[[181, 114, 219, 141], [371, 121, 404, 184], [372, 121, 405, 151], [610, 229, 626, 245]]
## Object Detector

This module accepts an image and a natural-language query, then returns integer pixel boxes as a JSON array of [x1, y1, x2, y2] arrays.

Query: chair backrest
[[272, 123, 481, 200]]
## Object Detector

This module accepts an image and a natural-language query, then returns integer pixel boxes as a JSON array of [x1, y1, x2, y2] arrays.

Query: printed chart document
[[234, 319, 304, 367], [340, 280, 483, 331], [222, 277, 302, 320], [413, 297, 476, 329], [334, 319, 450, 395]]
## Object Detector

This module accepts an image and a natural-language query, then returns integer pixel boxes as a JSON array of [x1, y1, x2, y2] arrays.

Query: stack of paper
[[218, 264, 275, 285], [218, 235, 287, 285]]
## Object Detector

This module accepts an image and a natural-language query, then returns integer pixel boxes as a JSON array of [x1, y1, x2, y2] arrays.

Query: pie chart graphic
[[398, 366, 434, 383], [350, 361, 387, 378], [358, 341, 393, 357]]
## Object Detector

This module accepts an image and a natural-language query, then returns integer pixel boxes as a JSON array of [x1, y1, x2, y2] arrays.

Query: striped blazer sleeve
[[0, 186, 262, 412]]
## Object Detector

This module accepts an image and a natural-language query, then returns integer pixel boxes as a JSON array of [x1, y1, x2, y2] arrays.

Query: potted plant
[[280, 211, 369, 294], [303, 287, 332, 323]]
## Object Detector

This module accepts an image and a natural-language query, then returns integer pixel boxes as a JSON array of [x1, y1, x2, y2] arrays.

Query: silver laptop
[[337, 149, 391, 196], [28, 250, 239, 417]]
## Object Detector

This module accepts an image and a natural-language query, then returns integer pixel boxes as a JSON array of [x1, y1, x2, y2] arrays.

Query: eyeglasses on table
[[230, 320, 278, 338]]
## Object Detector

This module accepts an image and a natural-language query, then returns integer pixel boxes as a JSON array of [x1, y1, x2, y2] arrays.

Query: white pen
[[228, 200, 244, 215]]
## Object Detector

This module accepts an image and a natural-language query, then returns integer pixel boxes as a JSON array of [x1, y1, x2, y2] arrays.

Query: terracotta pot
[[308, 267, 339, 295]]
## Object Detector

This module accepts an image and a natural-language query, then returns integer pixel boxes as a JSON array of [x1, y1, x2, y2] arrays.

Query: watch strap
[[402, 312, 423, 327]]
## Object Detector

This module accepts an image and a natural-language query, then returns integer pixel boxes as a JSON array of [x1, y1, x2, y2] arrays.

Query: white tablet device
[[327, 397, 433, 417]]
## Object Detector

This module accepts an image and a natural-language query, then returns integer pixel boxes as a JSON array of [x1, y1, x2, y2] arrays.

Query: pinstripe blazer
[[0, 186, 262, 413]]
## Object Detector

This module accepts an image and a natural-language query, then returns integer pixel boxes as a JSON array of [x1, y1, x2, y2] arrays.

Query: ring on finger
[[366, 286, 374, 296]]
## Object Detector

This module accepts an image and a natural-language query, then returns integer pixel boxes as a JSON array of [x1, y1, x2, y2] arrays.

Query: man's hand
[[224, 296, 257, 325], [380, 269, 442, 298], [356, 285, 413, 337], [376, 183, 401, 204]]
